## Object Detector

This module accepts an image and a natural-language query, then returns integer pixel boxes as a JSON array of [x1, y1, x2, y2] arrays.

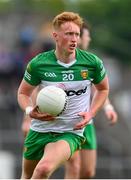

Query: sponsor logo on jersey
[[65, 86, 87, 96], [81, 69, 88, 79], [44, 72, 57, 78]]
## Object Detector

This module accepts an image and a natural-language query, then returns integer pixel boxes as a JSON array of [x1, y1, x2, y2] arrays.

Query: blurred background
[[0, 0, 131, 178]]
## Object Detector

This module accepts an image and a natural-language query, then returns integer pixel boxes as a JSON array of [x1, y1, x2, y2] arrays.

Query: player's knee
[[34, 161, 53, 178]]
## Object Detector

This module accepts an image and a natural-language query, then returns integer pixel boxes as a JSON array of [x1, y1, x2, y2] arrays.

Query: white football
[[36, 86, 68, 116]]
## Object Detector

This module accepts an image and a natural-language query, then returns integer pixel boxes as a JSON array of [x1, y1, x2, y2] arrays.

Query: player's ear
[[52, 32, 58, 41]]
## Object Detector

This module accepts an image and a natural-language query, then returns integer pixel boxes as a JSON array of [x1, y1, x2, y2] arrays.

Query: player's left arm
[[74, 75, 109, 130], [90, 75, 109, 116], [103, 98, 118, 125], [92, 85, 118, 125]]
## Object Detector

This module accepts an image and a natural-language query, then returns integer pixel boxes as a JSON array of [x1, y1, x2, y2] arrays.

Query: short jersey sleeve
[[92, 55, 107, 84], [24, 55, 41, 86]]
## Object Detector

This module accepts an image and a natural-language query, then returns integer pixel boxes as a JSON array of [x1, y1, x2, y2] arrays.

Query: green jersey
[[24, 48, 106, 136]]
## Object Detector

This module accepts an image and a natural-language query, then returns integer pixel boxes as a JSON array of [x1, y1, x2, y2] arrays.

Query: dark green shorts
[[23, 129, 85, 160], [81, 123, 97, 150]]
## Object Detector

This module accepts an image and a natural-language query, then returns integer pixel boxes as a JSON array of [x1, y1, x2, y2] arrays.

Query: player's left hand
[[74, 112, 92, 130], [105, 109, 118, 125]]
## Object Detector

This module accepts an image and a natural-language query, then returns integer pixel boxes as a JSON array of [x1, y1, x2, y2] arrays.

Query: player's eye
[[75, 33, 80, 37], [65, 32, 73, 36]]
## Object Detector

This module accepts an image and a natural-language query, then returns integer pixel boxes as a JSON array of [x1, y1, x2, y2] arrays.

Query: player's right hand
[[30, 106, 56, 121]]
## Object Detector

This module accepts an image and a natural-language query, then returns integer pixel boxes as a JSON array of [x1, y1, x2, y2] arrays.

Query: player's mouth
[[69, 44, 76, 49]]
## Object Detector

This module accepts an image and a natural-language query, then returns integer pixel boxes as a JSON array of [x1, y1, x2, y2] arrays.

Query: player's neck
[[55, 49, 76, 64]]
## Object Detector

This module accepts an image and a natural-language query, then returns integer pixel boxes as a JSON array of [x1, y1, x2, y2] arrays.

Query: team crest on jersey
[[81, 69, 88, 79]]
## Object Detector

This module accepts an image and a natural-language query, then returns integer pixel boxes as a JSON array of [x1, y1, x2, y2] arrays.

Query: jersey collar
[[57, 59, 76, 68]]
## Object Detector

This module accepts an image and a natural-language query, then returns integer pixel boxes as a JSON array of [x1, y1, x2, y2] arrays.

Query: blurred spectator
[[39, 38, 55, 53], [0, 44, 15, 79], [12, 26, 38, 80], [12, 26, 55, 81]]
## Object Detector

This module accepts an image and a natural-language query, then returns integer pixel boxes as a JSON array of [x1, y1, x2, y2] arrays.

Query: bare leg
[[31, 140, 71, 179], [80, 149, 97, 179], [64, 151, 80, 179], [21, 158, 39, 179]]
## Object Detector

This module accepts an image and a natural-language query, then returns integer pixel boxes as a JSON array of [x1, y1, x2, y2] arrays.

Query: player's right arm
[[18, 79, 55, 121], [18, 79, 35, 111]]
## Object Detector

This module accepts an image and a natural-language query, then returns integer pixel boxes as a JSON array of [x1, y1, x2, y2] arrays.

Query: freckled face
[[53, 22, 80, 55]]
